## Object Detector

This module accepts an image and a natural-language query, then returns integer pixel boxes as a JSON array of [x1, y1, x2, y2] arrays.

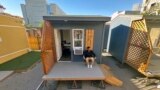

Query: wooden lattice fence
[[125, 19, 152, 74]]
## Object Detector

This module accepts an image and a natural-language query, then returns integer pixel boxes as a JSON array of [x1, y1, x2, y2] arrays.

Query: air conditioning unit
[[74, 49, 83, 55]]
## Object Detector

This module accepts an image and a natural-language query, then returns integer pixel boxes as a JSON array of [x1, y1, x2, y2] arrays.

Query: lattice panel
[[127, 46, 150, 69], [125, 20, 151, 72], [130, 30, 149, 48]]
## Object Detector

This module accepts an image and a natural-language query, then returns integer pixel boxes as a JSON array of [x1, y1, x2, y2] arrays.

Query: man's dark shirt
[[83, 50, 96, 58]]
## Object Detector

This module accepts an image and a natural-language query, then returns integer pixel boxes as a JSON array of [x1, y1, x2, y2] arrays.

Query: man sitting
[[83, 47, 96, 68]]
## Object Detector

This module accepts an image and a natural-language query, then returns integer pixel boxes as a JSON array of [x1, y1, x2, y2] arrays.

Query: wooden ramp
[[42, 62, 105, 81], [100, 64, 123, 87]]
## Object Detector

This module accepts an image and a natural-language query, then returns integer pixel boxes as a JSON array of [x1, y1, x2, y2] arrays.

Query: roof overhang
[[43, 15, 111, 22]]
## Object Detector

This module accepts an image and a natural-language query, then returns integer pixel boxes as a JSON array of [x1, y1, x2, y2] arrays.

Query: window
[[72, 29, 84, 55]]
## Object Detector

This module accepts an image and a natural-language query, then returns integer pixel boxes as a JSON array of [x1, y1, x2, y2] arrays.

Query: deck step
[[99, 64, 123, 87]]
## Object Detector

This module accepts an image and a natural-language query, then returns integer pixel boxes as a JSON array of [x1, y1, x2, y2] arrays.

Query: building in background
[[21, 0, 65, 27], [49, 4, 66, 15], [132, 3, 141, 11], [0, 11, 29, 64], [21, 0, 66, 50], [141, 0, 160, 15], [0, 4, 6, 13]]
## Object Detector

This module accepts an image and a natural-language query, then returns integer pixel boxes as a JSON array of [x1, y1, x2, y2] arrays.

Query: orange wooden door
[[41, 21, 57, 74], [85, 29, 94, 50]]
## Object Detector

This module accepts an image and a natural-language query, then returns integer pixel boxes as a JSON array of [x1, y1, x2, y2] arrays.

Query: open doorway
[[54, 29, 71, 61]]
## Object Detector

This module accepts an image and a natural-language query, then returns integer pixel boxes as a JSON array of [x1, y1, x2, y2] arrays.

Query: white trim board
[[0, 48, 29, 58], [0, 25, 25, 28]]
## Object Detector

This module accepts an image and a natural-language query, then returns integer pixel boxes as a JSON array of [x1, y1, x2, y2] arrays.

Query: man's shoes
[[87, 65, 90, 68], [87, 65, 93, 68], [90, 65, 92, 68]]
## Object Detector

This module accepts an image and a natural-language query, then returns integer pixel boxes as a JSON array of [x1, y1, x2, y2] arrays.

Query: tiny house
[[41, 15, 110, 74]]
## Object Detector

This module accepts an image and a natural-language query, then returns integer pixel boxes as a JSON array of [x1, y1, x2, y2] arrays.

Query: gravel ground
[[0, 62, 43, 90], [1, 56, 154, 90]]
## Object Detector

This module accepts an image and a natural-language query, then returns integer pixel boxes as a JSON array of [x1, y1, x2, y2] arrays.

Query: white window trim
[[72, 29, 84, 55]]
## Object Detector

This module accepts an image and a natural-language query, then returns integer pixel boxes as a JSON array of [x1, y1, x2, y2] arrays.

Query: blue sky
[[0, 0, 141, 17]]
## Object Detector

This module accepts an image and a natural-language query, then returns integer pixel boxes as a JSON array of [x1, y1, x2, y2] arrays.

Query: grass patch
[[0, 51, 41, 71]]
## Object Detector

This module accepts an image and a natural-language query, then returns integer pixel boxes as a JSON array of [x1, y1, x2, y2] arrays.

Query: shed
[[41, 15, 110, 74], [108, 13, 142, 63]]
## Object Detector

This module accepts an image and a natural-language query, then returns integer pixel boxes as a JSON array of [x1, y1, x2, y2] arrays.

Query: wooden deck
[[42, 62, 105, 81], [38, 56, 160, 90], [39, 56, 151, 90]]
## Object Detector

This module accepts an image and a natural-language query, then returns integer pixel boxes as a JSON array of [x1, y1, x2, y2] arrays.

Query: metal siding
[[52, 22, 104, 63], [109, 17, 131, 63], [110, 25, 131, 62]]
